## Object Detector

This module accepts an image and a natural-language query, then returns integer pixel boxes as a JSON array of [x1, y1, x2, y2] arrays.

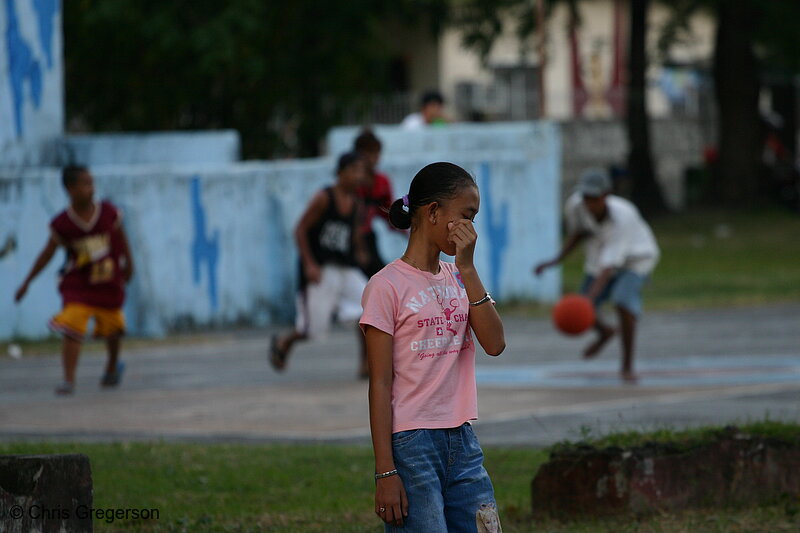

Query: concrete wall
[[331, 118, 704, 210], [559, 118, 706, 209], [329, 120, 562, 302], [0, 0, 63, 167], [1, 122, 561, 339], [328, 121, 560, 162], [61, 130, 242, 166]]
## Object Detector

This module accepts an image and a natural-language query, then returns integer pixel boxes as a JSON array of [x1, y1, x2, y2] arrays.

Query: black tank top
[[299, 187, 358, 288]]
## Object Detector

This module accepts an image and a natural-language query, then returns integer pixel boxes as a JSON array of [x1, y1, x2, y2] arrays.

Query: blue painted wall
[[329, 122, 563, 303], [1, 0, 63, 166], [1, 123, 561, 340]]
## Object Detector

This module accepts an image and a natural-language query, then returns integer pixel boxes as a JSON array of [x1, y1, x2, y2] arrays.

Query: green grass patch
[[548, 207, 800, 312], [551, 420, 800, 454], [1, 433, 798, 532]]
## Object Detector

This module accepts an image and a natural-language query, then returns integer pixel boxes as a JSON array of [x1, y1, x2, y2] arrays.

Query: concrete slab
[[1, 304, 798, 446]]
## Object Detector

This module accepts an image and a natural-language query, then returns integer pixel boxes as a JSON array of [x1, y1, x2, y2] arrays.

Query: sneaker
[[55, 382, 75, 395], [101, 361, 126, 387]]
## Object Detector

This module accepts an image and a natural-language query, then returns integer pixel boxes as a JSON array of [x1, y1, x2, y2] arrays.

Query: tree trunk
[[770, 82, 797, 163], [713, 1, 762, 205], [626, 0, 668, 215]]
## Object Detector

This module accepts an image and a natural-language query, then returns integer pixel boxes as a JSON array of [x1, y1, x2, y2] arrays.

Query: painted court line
[[474, 381, 800, 426], [240, 381, 800, 440], [476, 354, 800, 388]]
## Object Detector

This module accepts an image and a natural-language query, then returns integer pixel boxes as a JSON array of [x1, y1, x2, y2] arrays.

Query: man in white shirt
[[400, 90, 447, 130], [535, 168, 660, 383]]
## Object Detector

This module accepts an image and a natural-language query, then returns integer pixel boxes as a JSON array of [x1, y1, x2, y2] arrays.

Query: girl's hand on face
[[375, 475, 409, 527], [448, 220, 477, 271]]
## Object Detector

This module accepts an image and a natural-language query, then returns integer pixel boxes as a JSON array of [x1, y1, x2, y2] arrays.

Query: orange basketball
[[552, 294, 595, 336]]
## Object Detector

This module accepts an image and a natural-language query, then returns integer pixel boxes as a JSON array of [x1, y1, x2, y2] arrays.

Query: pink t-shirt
[[360, 258, 477, 433]]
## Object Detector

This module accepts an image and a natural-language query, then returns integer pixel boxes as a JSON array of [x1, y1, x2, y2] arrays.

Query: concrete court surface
[[0, 303, 798, 447]]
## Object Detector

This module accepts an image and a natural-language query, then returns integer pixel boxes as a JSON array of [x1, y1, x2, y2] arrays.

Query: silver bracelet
[[375, 469, 398, 480], [469, 292, 495, 307]]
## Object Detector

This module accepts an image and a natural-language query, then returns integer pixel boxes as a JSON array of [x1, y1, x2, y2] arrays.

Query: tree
[[453, 0, 668, 214], [712, 1, 762, 204], [662, 0, 800, 206], [63, 0, 447, 158], [626, 0, 668, 214]]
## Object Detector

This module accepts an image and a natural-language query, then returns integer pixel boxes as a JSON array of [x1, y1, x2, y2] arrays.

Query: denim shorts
[[386, 423, 500, 533], [581, 269, 647, 316]]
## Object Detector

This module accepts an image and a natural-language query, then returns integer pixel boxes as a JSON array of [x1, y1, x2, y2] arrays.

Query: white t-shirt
[[564, 193, 660, 276], [400, 112, 426, 130]]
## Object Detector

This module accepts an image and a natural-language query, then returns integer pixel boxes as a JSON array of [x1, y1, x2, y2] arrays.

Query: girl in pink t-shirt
[[360, 162, 505, 532]]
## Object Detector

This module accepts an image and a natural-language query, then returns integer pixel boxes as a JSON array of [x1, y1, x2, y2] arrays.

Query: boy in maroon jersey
[[15, 166, 134, 395]]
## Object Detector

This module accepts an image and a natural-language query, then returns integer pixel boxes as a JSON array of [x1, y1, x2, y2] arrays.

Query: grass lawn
[[2, 425, 799, 532], [499, 207, 800, 315], [564, 207, 800, 310]]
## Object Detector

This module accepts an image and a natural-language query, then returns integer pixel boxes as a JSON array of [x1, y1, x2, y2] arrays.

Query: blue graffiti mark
[[5, 0, 43, 137], [0, 234, 17, 259], [480, 162, 509, 298], [190, 176, 220, 312], [32, 0, 58, 69]]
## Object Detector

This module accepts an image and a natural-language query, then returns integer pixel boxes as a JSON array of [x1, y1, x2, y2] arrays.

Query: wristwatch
[[469, 292, 495, 307]]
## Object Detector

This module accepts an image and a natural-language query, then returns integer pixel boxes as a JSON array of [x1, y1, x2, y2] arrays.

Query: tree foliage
[[449, 0, 547, 61], [64, 0, 446, 158], [660, 0, 800, 75], [456, 0, 800, 207], [660, 0, 800, 205], [451, 0, 668, 213], [64, 0, 800, 194]]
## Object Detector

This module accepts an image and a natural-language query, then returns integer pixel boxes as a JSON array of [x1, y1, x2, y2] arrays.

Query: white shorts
[[295, 264, 368, 340]]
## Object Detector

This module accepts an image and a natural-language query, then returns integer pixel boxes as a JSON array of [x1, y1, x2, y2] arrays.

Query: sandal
[[55, 381, 75, 396], [101, 361, 126, 387], [269, 335, 288, 372]]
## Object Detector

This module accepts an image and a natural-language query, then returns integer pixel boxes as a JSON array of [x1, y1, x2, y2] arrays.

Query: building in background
[[346, 0, 715, 125]]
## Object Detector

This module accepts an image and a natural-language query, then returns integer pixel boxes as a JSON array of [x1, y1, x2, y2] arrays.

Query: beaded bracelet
[[375, 469, 398, 480]]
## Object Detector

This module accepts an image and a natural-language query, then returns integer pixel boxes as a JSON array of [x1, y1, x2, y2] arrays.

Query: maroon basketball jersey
[[50, 201, 126, 308]]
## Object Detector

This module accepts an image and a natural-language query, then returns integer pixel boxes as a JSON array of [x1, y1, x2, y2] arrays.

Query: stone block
[[531, 429, 800, 518], [0, 454, 93, 533]]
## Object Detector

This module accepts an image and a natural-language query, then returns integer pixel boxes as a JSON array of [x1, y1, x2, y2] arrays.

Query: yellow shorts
[[49, 303, 126, 341]]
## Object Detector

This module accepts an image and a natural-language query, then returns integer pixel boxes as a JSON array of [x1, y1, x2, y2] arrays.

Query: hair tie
[[401, 195, 410, 212]]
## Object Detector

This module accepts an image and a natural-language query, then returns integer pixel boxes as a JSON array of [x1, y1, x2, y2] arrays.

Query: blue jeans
[[581, 269, 647, 317], [387, 423, 500, 533]]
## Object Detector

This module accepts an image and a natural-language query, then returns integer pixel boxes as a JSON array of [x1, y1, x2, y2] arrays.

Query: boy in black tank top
[[270, 152, 371, 378]]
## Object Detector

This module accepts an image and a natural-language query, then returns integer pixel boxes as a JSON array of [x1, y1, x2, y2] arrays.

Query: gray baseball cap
[[576, 168, 612, 197]]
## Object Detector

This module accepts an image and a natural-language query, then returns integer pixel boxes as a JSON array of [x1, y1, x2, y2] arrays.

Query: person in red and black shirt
[[269, 152, 371, 378], [354, 129, 397, 278], [15, 166, 134, 395]]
